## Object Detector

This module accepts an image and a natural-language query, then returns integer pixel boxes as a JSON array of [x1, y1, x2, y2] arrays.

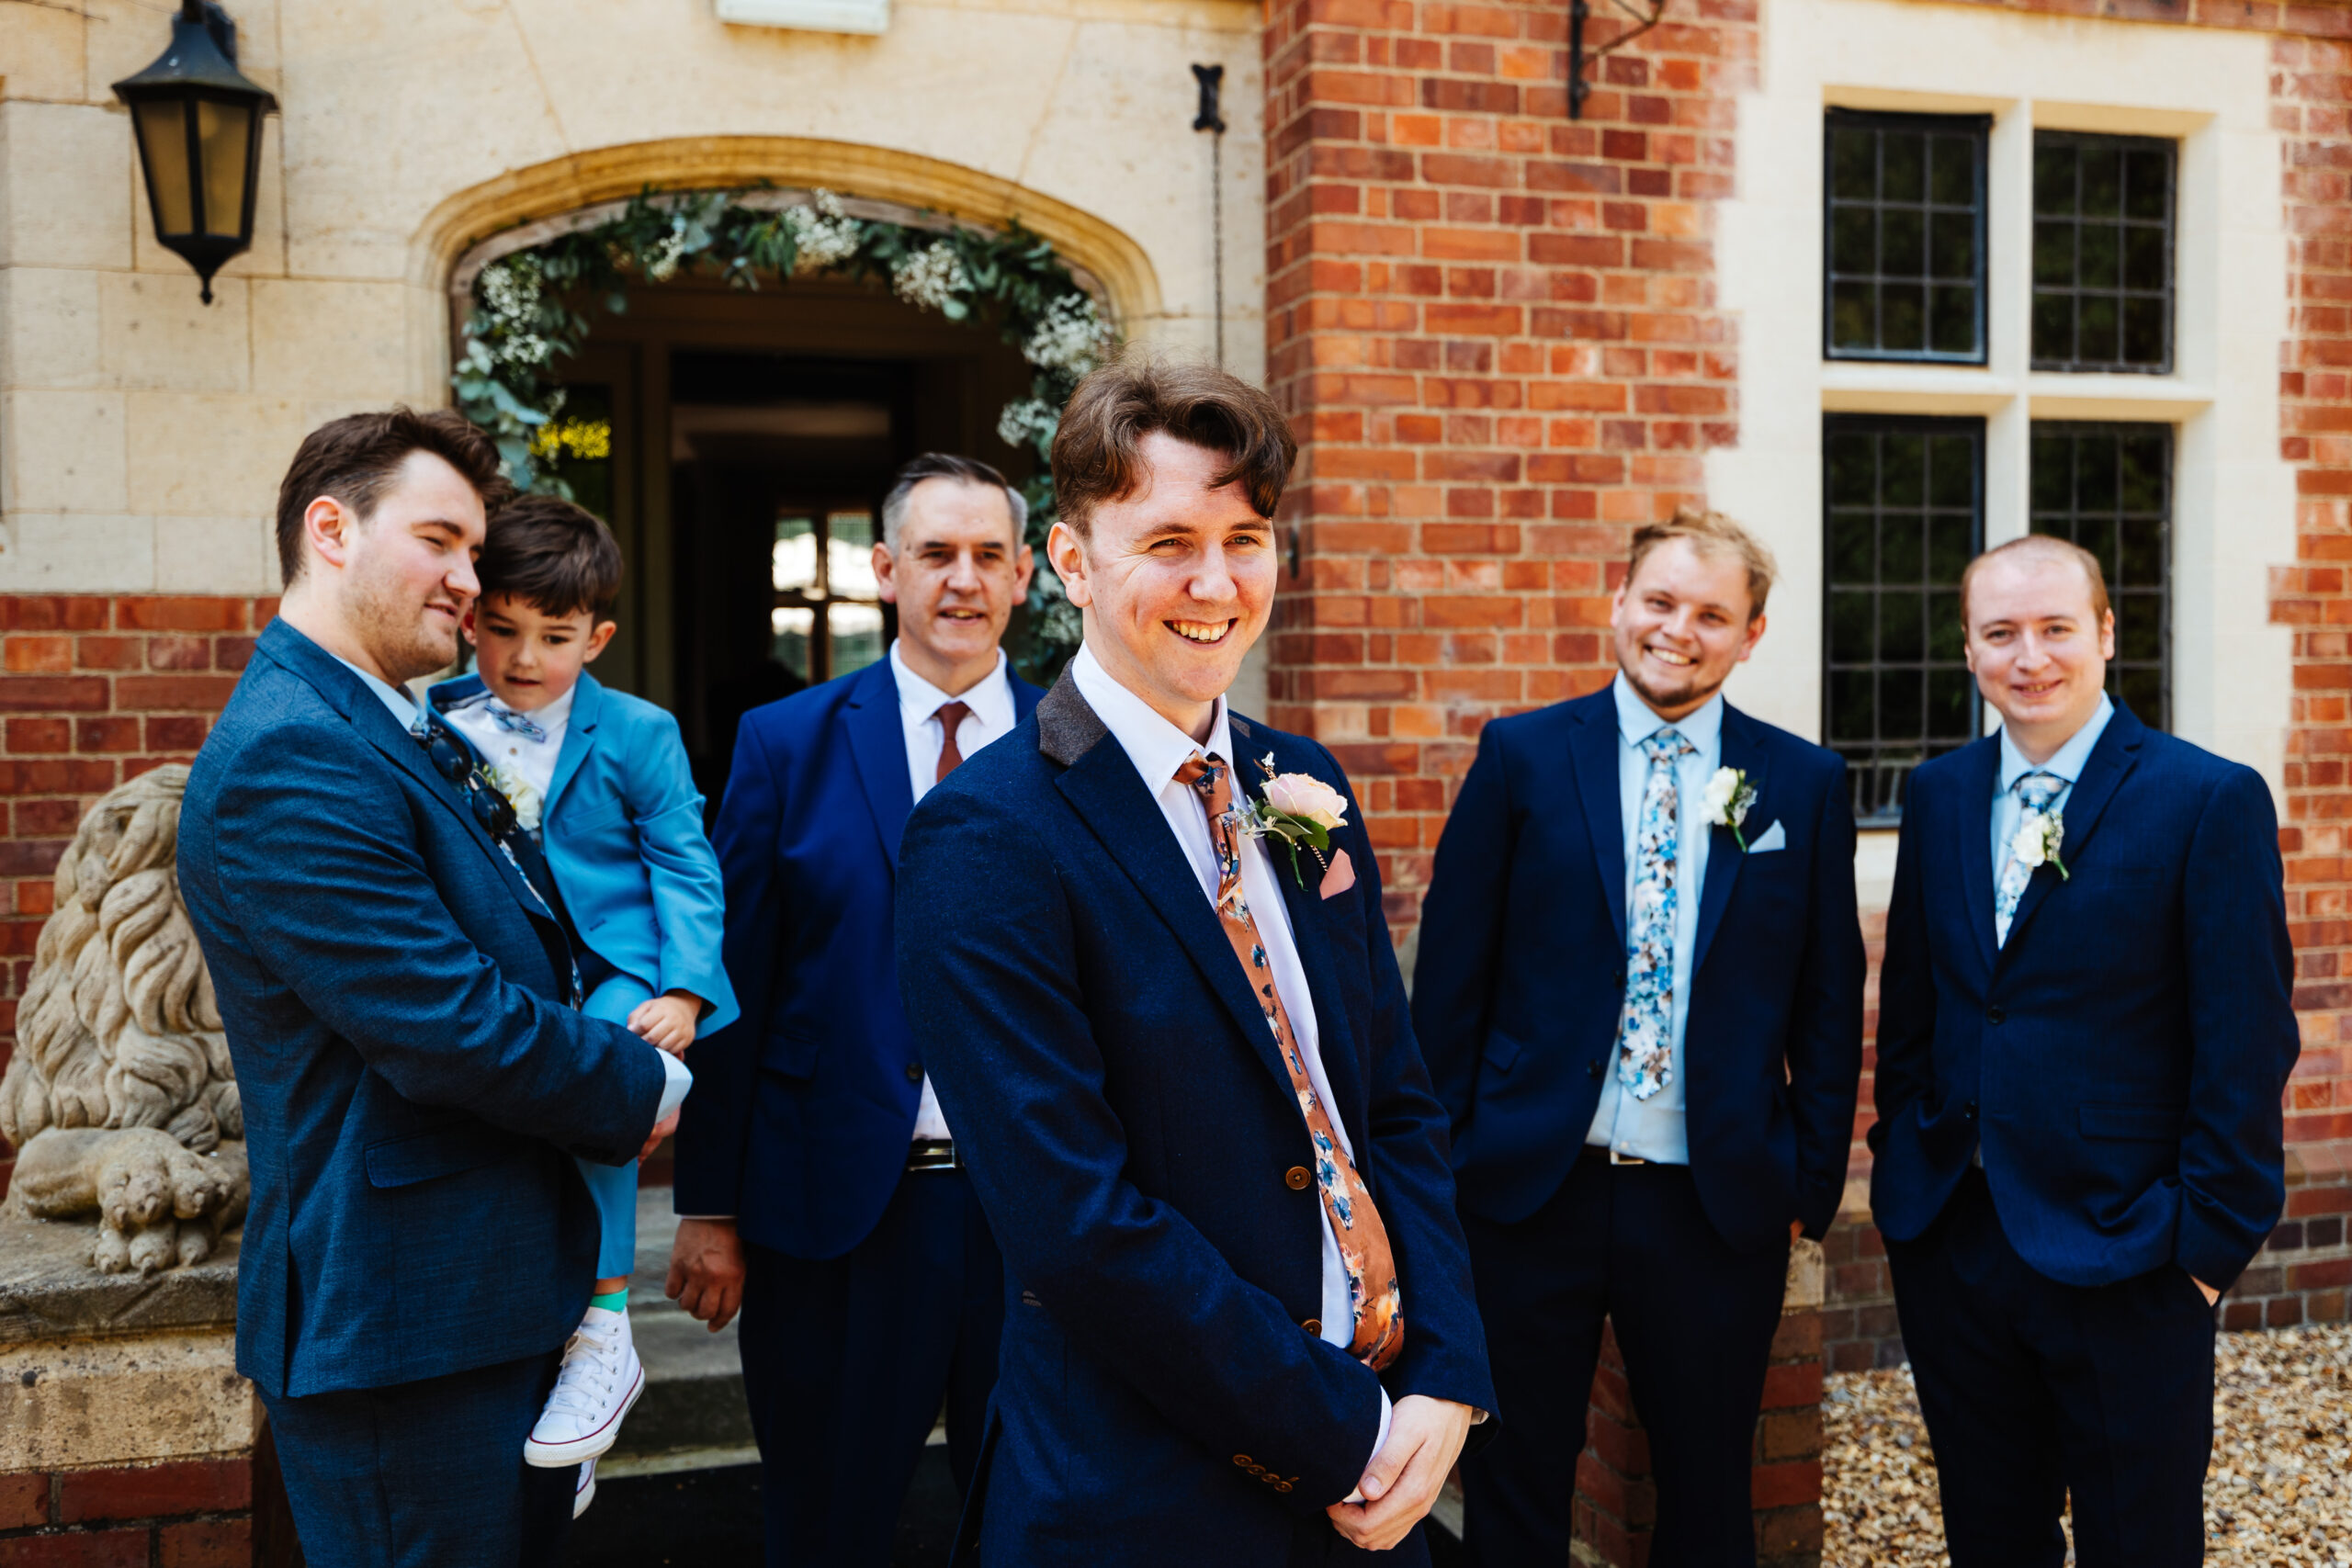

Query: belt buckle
[[907, 1139, 958, 1172], [1609, 1149, 1646, 1166]]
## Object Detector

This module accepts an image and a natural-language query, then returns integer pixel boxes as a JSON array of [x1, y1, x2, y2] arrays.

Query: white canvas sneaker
[[524, 1307, 644, 1467], [573, 1459, 598, 1519]]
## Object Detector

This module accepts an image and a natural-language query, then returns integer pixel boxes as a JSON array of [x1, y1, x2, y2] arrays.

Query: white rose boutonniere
[[484, 762, 544, 834], [1231, 753, 1349, 888], [1702, 766, 1759, 852], [2011, 809, 2068, 881]]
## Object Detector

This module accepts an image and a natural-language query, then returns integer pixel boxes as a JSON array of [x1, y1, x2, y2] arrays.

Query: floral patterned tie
[[1617, 729, 1695, 1101], [1996, 773, 2067, 946], [1177, 751, 1403, 1371]]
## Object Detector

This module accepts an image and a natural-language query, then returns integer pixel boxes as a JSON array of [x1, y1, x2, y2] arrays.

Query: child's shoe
[[524, 1306, 643, 1467], [573, 1460, 598, 1519]]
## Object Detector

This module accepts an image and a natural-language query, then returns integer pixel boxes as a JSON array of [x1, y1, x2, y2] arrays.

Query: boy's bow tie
[[486, 701, 548, 742]]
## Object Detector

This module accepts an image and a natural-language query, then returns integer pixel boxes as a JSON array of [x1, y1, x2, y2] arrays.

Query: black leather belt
[[908, 1138, 959, 1172], [1580, 1145, 1647, 1166]]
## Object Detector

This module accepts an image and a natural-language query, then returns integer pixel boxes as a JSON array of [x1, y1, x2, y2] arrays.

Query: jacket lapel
[[1038, 674, 1295, 1089], [1956, 736, 2001, 976], [544, 672, 602, 817], [1241, 722, 1370, 1126], [267, 625, 551, 925], [1999, 705, 2144, 958], [843, 660, 917, 877], [1690, 704, 1767, 982], [1569, 696, 1629, 951]]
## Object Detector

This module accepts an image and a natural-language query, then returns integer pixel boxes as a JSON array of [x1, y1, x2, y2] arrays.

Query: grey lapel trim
[[1036, 668, 1111, 767]]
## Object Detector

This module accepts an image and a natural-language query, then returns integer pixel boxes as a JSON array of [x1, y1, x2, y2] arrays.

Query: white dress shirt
[[1585, 673, 1724, 1166], [443, 682, 577, 804], [1068, 646, 1393, 1461], [892, 641, 1018, 1142]]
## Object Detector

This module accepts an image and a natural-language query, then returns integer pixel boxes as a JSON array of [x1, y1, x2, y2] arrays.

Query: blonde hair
[[1960, 536, 2110, 627], [1625, 508, 1778, 620]]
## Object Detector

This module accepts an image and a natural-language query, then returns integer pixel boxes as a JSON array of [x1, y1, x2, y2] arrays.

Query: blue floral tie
[[1617, 729, 1694, 1100], [1996, 772, 2067, 946]]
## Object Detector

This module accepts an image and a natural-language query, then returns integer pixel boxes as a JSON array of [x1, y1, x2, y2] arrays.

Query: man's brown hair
[[478, 494, 627, 620], [1960, 535, 2111, 628], [275, 408, 511, 584], [1626, 508, 1779, 619], [1049, 355, 1295, 537]]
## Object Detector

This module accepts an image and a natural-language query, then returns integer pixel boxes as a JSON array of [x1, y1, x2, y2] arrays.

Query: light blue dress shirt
[[1585, 672, 1724, 1165], [331, 653, 424, 732], [1989, 693, 2115, 903]]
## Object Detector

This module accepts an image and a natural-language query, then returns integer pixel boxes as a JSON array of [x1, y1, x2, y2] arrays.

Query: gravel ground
[[1822, 1325, 2352, 1567]]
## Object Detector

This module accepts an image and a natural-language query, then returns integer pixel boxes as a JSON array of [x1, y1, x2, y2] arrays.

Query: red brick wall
[[1260, 0, 1754, 930], [0, 1452, 293, 1568], [0, 595, 272, 1194]]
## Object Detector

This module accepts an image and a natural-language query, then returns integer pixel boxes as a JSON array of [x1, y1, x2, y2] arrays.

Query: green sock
[[589, 1289, 628, 1314]]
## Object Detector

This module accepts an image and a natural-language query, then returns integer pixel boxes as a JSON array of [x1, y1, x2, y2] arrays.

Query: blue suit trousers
[[576, 964, 654, 1280], [262, 1350, 573, 1566]]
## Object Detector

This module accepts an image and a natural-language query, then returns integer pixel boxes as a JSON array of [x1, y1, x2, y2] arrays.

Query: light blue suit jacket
[[430, 671, 739, 1034]]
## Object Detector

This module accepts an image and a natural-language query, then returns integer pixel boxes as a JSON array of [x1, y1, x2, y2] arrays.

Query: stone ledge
[[0, 1217, 238, 1349]]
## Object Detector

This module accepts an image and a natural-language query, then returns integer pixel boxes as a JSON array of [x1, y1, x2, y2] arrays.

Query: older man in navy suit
[[667, 454, 1042, 1564], [179, 410, 681, 1567], [895, 359, 1493, 1567], [1871, 536, 2299, 1567], [1413, 509, 1867, 1567]]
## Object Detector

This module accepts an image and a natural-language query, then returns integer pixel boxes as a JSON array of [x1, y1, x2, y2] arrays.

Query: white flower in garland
[[783, 190, 859, 275], [1023, 293, 1110, 376], [892, 242, 971, 311], [996, 397, 1060, 453], [643, 231, 689, 283]]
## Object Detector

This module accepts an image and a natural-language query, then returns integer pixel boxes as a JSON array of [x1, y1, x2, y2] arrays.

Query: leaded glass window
[[2031, 132, 2175, 373], [1825, 414, 1984, 823], [2029, 423, 2172, 727], [1825, 111, 1989, 364]]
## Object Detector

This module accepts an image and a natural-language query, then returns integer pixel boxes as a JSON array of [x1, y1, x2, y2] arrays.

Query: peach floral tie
[[1177, 750, 1404, 1371]]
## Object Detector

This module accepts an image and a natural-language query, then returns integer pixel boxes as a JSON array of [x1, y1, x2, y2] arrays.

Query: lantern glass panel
[[134, 100, 196, 237], [197, 97, 253, 238]]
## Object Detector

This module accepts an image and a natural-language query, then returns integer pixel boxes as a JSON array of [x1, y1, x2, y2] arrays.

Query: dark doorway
[[535, 272, 1037, 806]]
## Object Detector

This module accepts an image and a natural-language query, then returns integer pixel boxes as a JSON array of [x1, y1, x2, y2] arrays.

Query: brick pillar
[[0, 594, 270, 1195], [1571, 1276, 1825, 1568], [1261, 0, 1756, 936]]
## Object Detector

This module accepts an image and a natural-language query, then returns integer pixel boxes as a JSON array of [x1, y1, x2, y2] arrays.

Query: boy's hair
[[478, 494, 626, 619], [1625, 507, 1778, 620], [276, 407, 511, 585], [1049, 354, 1295, 538]]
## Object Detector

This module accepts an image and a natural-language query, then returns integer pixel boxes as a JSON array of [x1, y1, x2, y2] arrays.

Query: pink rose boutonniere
[[1232, 754, 1350, 888]]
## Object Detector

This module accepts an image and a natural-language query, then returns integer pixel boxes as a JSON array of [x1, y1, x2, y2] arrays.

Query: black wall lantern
[[112, 1, 278, 304]]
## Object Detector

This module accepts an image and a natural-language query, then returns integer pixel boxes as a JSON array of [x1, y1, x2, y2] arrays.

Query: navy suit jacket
[[894, 672, 1496, 1567], [673, 657, 1042, 1257], [1413, 688, 1866, 1247], [1869, 705, 2300, 1290], [178, 620, 665, 1400]]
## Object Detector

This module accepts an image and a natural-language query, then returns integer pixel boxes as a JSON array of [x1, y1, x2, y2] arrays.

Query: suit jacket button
[[1986, 1006, 2006, 1025], [1285, 1166, 1312, 1190], [1233, 1454, 1251, 1467], [1302, 1318, 1322, 1336], [906, 1063, 924, 1082], [1276, 1481, 1294, 1494], [1588, 1058, 1604, 1079]]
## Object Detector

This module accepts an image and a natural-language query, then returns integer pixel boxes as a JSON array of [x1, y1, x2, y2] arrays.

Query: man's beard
[[345, 563, 460, 684], [1619, 652, 1725, 716]]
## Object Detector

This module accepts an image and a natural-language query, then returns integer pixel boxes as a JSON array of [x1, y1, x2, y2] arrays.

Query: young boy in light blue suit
[[430, 495, 738, 1515]]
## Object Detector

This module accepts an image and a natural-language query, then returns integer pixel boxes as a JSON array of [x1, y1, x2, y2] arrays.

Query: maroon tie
[[934, 701, 970, 784]]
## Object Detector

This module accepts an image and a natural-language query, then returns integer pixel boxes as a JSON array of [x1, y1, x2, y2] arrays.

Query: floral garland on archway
[[451, 186, 1109, 658]]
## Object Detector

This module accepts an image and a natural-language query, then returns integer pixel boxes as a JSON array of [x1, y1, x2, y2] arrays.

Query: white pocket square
[[1747, 819, 1787, 854]]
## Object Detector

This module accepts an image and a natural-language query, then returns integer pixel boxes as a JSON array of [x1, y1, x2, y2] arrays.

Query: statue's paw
[[125, 1217, 178, 1276], [92, 1220, 132, 1275], [96, 1127, 186, 1230], [160, 1142, 230, 1221], [175, 1220, 216, 1269]]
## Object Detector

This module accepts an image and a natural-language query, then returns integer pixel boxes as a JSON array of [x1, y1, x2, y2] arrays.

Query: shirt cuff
[[656, 1049, 693, 1122], [1342, 1387, 1394, 1505]]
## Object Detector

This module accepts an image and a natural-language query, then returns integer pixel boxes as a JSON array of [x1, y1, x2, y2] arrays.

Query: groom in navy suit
[[668, 454, 1042, 1564], [896, 359, 1494, 1566], [1871, 536, 2299, 1567], [1414, 510, 1866, 1567], [180, 410, 678, 1566]]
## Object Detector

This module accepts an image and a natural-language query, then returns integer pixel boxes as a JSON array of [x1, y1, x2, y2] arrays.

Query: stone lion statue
[[0, 765, 249, 1273]]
